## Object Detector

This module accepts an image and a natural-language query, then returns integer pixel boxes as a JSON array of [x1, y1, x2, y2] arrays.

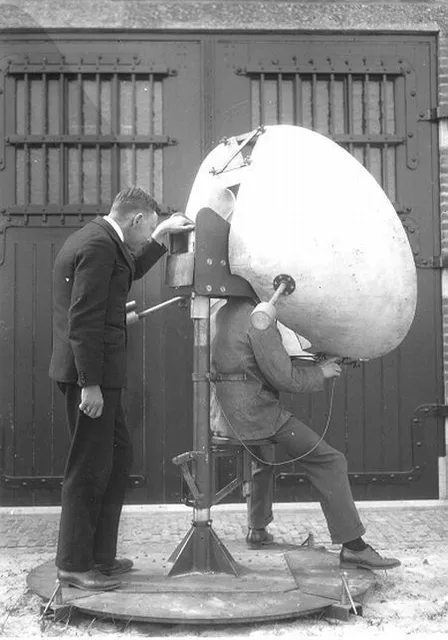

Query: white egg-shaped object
[[185, 124, 417, 359]]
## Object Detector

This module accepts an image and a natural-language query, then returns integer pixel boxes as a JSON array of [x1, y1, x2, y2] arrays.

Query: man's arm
[[132, 213, 194, 280], [248, 322, 326, 393], [132, 239, 167, 281]]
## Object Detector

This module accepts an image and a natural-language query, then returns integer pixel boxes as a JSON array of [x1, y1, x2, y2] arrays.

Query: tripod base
[[168, 521, 239, 577]]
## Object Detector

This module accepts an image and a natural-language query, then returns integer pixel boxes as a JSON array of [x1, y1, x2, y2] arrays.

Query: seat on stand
[[210, 433, 275, 506]]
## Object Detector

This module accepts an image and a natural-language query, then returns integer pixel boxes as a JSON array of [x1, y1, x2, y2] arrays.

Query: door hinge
[[415, 255, 448, 269], [413, 403, 448, 458], [418, 106, 448, 122], [0, 473, 145, 489], [414, 404, 448, 419]]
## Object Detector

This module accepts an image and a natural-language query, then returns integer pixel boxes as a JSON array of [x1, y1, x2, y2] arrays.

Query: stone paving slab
[[1, 502, 448, 552]]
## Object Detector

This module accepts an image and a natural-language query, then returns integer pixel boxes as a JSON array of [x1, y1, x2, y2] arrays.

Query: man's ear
[[132, 212, 143, 226]]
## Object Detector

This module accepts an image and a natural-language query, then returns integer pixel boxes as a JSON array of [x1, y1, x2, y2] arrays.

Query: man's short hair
[[111, 186, 161, 217]]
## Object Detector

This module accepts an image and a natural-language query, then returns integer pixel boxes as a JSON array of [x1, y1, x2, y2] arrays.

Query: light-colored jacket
[[210, 298, 325, 439]]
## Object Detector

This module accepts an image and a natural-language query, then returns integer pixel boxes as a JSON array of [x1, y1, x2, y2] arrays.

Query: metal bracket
[[414, 404, 448, 419], [418, 106, 448, 122], [39, 581, 72, 625], [394, 203, 446, 269], [171, 450, 205, 505], [1, 202, 178, 231], [6, 134, 177, 147], [191, 373, 213, 382], [6, 54, 177, 76], [210, 126, 264, 175], [193, 208, 256, 298], [0, 211, 10, 266], [414, 255, 448, 269], [413, 403, 448, 459], [0, 66, 4, 171], [0, 473, 145, 489]]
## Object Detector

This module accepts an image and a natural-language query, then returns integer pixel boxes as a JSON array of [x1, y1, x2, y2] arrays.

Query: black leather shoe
[[340, 544, 401, 570], [246, 528, 274, 548], [94, 558, 134, 576], [57, 568, 121, 591]]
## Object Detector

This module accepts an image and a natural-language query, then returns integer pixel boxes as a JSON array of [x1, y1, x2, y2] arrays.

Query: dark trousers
[[247, 416, 365, 544], [56, 383, 132, 572]]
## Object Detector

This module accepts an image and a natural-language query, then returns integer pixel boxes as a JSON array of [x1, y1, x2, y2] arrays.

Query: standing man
[[211, 297, 401, 570], [49, 186, 194, 591]]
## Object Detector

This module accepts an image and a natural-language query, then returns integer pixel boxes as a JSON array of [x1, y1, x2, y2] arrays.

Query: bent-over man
[[210, 296, 400, 570]]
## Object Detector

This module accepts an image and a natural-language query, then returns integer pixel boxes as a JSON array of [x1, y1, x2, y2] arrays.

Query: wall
[[1, 0, 447, 497]]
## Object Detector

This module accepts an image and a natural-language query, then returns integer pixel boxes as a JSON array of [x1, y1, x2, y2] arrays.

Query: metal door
[[0, 35, 202, 505], [0, 33, 442, 506], [213, 34, 442, 500]]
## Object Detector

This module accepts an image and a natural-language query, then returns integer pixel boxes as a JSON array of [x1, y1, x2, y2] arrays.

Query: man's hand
[[151, 213, 195, 243], [319, 357, 342, 379], [79, 385, 104, 419]]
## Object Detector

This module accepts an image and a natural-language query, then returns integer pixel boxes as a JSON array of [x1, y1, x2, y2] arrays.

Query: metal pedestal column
[[169, 295, 239, 577]]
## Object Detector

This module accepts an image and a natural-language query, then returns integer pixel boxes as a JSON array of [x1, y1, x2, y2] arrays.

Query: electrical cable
[[214, 377, 336, 467]]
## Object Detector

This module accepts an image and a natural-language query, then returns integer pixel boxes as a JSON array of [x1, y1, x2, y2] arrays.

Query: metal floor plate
[[28, 541, 376, 624]]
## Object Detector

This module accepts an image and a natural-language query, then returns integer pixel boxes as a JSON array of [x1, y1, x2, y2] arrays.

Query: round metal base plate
[[28, 541, 376, 624]]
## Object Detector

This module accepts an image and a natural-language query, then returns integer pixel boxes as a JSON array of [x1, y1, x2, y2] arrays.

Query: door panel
[[0, 34, 442, 505], [213, 35, 442, 500], [0, 36, 201, 505]]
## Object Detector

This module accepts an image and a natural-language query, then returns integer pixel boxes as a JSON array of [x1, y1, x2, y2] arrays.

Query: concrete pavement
[[1, 500, 447, 554]]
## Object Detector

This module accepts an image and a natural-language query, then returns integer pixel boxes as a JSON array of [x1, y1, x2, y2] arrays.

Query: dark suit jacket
[[49, 216, 166, 388], [210, 298, 325, 439]]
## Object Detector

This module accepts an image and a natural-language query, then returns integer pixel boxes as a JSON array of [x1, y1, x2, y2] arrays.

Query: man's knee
[[330, 448, 348, 473]]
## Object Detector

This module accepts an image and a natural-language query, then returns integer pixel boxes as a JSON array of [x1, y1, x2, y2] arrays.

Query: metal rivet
[[206, 285, 212, 292], [206, 258, 213, 265], [220, 286, 226, 293], [220, 259, 227, 266]]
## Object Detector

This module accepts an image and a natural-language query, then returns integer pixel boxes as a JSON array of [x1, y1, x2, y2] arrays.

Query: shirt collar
[[103, 215, 124, 243]]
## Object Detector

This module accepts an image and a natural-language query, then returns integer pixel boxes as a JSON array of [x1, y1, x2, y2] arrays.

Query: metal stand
[[324, 571, 363, 621], [169, 295, 239, 577], [27, 205, 377, 625], [39, 580, 72, 624]]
